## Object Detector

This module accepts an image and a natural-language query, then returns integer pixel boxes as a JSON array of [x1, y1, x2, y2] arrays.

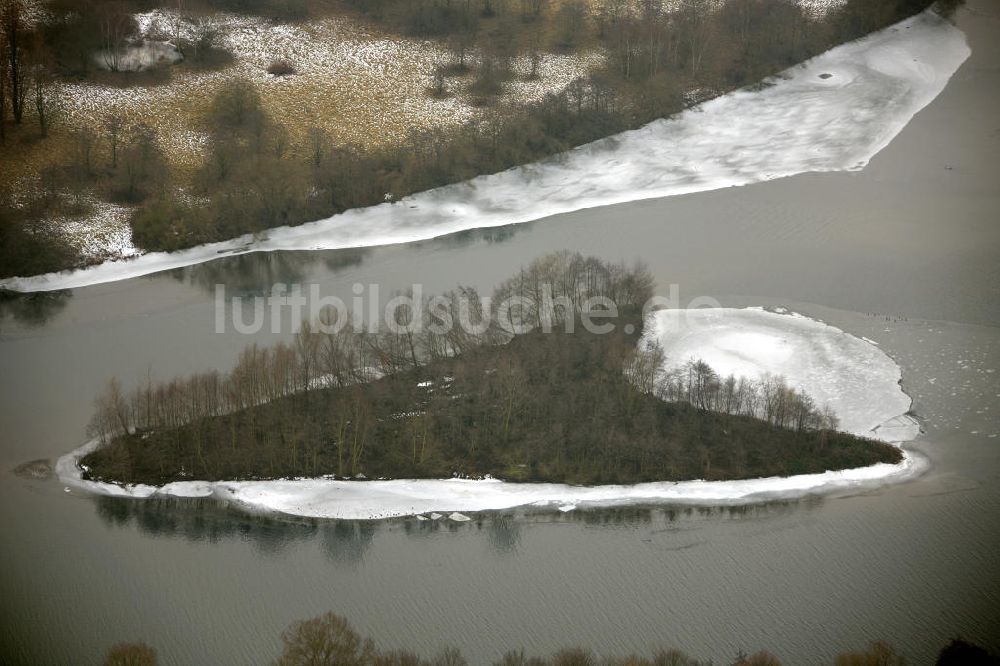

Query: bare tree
[[1, 0, 25, 122], [118, 123, 165, 201], [520, 0, 545, 21], [447, 19, 477, 73], [676, 0, 717, 76], [105, 112, 125, 168], [70, 130, 95, 178], [89, 377, 134, 443], [305, 124, 330, 170], [0, 23, 6, 140], [276, 612, 375, 666], [30, 45, 54, 137], [640, 0, 664, 76], [168, 0, 187, 51], [189, 19, 219, 63], [99, 3, 136, 72], [554, 0, 588, 49], [430, 64, 447, 97]]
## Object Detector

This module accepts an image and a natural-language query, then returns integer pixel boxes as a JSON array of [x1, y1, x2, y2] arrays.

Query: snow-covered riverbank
[[2, 10, 969, 294], [57, 309, 925, 520]]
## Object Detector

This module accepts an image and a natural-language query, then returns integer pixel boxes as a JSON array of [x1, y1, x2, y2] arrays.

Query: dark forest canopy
[[81, 253, 900, 487]]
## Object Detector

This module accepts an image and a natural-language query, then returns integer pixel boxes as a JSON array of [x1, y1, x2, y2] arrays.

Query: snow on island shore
[[2, 10, 970, 293], [641, 308, 921, 441], [57, 309, 925, 520]]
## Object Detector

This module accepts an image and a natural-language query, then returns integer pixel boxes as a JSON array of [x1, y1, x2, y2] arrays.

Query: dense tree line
[[83, 253, 898, 486], [103, 613, 998, 666]]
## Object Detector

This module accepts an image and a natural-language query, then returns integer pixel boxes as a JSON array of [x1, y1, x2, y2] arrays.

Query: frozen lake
[[1, 1, 999, 664]]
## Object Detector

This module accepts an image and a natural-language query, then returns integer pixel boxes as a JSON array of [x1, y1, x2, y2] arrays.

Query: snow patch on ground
[[46, 200, 139, 261], [93, 40, 183, 72], [2, 10, 968, 293], [56, 309, 925, 520], [797, 0, 847, 18]]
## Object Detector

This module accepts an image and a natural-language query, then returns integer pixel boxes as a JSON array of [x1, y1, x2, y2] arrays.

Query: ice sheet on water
[[1, 11, 969, 293], [640, 308, 918, 441]]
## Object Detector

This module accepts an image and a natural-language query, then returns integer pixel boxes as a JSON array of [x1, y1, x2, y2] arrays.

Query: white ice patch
[[640, 308, 919, 442], [56, 455, 922, 521], [55, 309, 925, 519], [2, 11, 969, 293]]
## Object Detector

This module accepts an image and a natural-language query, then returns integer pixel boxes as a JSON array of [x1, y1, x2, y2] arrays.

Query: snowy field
[[57, 309, 925, 520], [53, 9, 602, 171], [1, 10, 968, 293], [46, 200, 140, 262]]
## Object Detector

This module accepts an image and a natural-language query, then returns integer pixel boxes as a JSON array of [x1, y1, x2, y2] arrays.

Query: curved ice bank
[[57, 309, 925, 520], [56, 440, 924, 521], [4, 10, 969, 293], [640, 307, 920, 442]]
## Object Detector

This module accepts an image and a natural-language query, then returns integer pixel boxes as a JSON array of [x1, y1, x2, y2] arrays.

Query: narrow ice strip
[[2, 11, 969, 293], [56, 441, 924, 520], [56, 309, 925, 519]]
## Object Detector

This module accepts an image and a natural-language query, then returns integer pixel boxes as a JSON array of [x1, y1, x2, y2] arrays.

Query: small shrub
[[131, 198, 192, 251], [427, 66, 449, 98], [267, 59, 296, 77]]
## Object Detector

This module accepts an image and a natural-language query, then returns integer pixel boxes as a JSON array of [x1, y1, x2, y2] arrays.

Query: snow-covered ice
[[1, 10, 969, 293], [640, 308, 920, 441], [56, 309, 925, 520]]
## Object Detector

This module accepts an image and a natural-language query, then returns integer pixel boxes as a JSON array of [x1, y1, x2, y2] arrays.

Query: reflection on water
[[91, 494, 823, 560], [0, 289, 72, 329], [169, 249, 369, 296], [95, 497, 319, 554], [168, 222, 527, 297], [433, 222, 527, 249], [322, 520, 378, 565], [486, 513, 521, 554]]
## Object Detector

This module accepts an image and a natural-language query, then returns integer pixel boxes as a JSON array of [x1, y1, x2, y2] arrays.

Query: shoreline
[[0, 10, 970, 294], [54, 435, 926, 521]]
